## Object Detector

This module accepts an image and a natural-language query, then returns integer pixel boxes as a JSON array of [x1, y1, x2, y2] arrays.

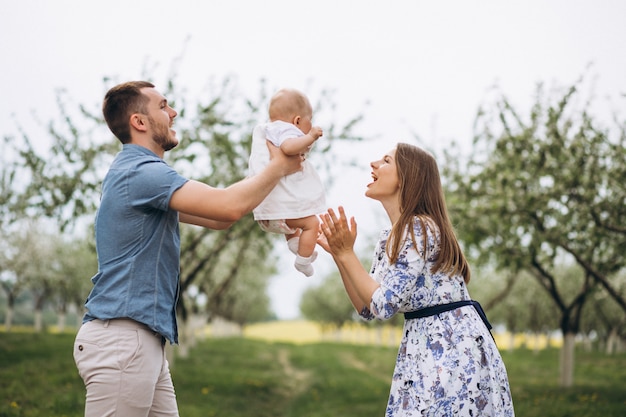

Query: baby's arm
[[280, 126, 323, 156]]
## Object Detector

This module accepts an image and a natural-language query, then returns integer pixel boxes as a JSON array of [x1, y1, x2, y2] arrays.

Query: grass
[[1, 331, 625, 416], [503, 347, 626, 417]]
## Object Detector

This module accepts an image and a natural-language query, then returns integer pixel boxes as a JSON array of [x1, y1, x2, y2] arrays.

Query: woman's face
[[365, 148, 400, 203]]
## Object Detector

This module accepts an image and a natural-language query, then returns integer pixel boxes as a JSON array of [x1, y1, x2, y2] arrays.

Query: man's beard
[[155, 133, 177, 152], [149, 116, 178, 151]]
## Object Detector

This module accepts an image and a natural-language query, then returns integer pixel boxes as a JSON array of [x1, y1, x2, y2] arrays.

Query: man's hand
[[267, 139, 303, 176]]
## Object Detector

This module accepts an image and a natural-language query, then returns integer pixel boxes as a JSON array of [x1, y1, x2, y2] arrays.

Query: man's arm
[[179, 213, 234, 230], [170, 141, 302, 224]]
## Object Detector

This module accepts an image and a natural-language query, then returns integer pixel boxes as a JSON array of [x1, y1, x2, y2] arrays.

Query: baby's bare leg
[[285, 216, 320, 257], [285, 228, 301, 242]]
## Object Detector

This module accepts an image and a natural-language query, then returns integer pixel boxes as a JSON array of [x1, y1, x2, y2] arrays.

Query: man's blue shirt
[[84, 144, 188, 344]]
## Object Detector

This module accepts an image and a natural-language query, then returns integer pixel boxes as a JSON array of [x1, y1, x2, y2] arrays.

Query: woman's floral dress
[[361, 217, 515, 416]]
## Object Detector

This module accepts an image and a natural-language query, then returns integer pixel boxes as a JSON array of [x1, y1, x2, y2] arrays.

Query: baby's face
[[297, 112, 313, 134]]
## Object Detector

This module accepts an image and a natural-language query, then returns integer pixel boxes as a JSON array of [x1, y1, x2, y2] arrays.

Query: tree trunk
[[507, 332, 515, 352], [533, 332, 540, 354], [177, 318, 191, 359], [375, 326, 383, 346], [57, 312, 67, 332], [177, 314, 205, 359], [559, 332, 576, 387], [165, 344, 176, 369], [76, 306, 85, 328], [4, 307, 14, 331], [57, 303, 68, 332], [34, 309, 43, 332], [545, 331, 553, 350], [606, 327, 618, 355], [33, 291, 48, 332]]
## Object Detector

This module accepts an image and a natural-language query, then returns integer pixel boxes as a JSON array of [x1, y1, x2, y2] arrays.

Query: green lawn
[[1, 332, 625, 416]]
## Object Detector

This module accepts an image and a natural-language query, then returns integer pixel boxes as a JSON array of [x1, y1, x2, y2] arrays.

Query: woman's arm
[[318, 206, 380, 311], [334, 252, 377, 312]]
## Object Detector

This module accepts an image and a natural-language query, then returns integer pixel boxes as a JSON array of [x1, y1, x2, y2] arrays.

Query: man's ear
[[130, 113, 148, 132]]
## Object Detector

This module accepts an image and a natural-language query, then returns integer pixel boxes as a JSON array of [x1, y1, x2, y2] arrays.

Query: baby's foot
[[295, 254, 315, 277], [295, 262, 314, 277]]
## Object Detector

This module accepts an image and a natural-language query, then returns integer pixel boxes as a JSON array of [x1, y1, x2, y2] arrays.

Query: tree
[[3, 71, 365, 335], [300, 271, 356, 334], [442, 78, 626, 386], [578, 271, 626, 354], [0, 223, 33, 330], [0, 221, 53, 331], [469, 267, 559, 352], [0, 142, 34, 330], [0, 269, 23, 331], [49, 234, 98, 331], [6, 90, 117, 232]]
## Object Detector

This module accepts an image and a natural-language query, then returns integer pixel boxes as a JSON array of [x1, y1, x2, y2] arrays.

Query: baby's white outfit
[[248, 121, 326, 276], [249, 121, 326, 223]]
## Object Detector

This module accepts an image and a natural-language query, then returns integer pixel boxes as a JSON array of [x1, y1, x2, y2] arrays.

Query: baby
[[248, 88, 326, 276]]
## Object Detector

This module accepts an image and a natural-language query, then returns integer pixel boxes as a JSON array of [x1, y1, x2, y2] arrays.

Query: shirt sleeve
[[266, 121, 305, 146], [364, 221, 431, 321], [129, 159, 189, 211]]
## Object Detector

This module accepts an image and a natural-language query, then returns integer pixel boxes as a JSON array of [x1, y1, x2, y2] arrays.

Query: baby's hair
[[269, 88, 311, 122]]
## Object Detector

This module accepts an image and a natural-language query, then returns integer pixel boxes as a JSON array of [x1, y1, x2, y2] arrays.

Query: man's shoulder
[[118, 144, 161, 160], [112, 145, 167, 170]]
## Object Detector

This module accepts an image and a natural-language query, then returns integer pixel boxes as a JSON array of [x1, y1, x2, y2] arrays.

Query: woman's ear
[[130, 113, 148, 132]]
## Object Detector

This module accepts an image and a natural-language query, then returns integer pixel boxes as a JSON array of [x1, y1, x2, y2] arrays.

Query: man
[[73, 81, 302, 417]]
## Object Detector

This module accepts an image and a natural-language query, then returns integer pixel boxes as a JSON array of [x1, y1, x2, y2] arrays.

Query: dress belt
[[404, 300, 493, 332]]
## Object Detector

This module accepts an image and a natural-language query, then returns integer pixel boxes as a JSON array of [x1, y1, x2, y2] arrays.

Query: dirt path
[[277, 348, 312, 399], [339, 352, 391, 383]]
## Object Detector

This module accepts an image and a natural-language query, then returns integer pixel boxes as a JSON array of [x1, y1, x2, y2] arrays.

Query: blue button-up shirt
[[84, 144, 188, 344]]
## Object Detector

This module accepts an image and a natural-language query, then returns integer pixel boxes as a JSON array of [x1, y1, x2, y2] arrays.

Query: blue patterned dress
[[361, 217, 515, 416]]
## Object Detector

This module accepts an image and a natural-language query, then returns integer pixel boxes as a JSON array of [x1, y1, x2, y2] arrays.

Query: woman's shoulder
[[406, 216, 441, 260], [411, 215, 439, 235]]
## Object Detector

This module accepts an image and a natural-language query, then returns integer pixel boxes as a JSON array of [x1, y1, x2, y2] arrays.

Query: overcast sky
[[2, 0, 625, 319]]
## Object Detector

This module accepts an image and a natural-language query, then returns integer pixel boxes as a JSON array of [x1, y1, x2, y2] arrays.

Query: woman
[[317, 143, 514, 416]]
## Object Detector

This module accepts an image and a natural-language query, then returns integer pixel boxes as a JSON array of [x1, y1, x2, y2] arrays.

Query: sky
[[2, 0, 625, 319]]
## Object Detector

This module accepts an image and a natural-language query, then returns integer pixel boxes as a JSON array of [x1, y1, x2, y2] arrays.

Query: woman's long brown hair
[[386, 143, 470, 283]]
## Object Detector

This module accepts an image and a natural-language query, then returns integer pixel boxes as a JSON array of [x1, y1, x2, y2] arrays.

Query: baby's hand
[[308, 126, 323, 140]]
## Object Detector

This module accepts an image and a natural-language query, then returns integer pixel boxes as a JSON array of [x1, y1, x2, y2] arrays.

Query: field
[[1, 323, 625, 417]]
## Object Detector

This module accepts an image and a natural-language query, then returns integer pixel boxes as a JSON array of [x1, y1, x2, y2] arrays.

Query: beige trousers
[[73, 319, 179, 417]]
